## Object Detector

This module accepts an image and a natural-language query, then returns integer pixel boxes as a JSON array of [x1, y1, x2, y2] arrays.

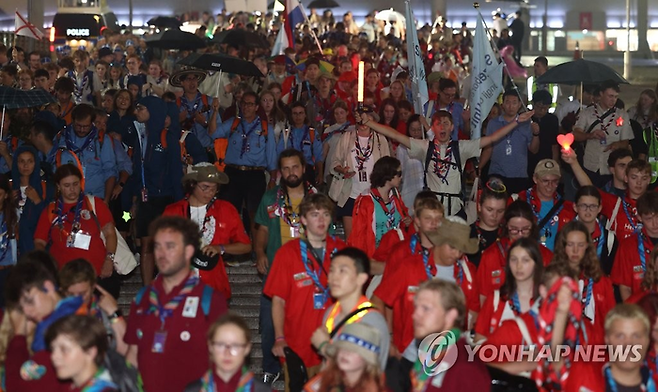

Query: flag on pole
[[271, 0, 304, 55], [15, 11, 44, 40], [469, 12, 504, 139], [404, 1, 429, 117]]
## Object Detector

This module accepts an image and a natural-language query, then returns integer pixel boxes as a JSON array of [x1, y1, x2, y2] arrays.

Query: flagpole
[[473, 3, 527, 111], [298, 3, 324, 54]]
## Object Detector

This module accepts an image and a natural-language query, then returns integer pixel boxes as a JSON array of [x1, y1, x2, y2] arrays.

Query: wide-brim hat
[[169, 68, 207, 88], [325, 323, 381, 367], [182, 163, 229, 185], [425, 216, 479, 254]]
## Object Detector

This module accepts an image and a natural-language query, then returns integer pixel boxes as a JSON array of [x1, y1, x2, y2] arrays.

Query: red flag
[[15, 11, 44, 40]]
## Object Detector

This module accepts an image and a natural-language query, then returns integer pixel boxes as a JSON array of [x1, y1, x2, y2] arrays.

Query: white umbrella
[[375, 8, 406, 24]]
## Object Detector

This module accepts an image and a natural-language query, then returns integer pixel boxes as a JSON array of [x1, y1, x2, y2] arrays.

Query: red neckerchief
[[525, 186, 560, 222]]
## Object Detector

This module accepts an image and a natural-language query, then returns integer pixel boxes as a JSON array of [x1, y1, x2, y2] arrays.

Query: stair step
[[229, 295, 261, 307], [228, 274, 263, 284], [227, 265, 260, 275], [231, 283, 265, 295], [230, 304, 260, 318]]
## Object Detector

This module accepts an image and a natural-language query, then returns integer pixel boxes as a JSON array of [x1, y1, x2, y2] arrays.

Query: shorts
[[336, 197, 356, 218], [135, 196, 174, 238]]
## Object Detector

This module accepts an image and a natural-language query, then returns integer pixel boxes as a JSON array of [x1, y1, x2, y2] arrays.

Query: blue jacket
[[166, 101, 208, 165], [107, 110, 137, 140], [11, 145, 54, 256], [125, 97, 183, 201]]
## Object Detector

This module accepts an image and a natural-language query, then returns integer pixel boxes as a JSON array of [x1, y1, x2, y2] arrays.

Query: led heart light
[[616, 116, 624, 127], [557, 133, 575, 151]]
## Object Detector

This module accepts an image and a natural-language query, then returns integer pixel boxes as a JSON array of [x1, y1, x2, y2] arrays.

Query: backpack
[[213, 117, 269, 172], [422, 139, 465, 201], [104, 347, 144, 392]]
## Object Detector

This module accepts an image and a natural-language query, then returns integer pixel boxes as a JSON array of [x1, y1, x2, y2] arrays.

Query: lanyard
[[148, 275, 199, 327], [511, 291, 521, 314], [299, 240, 328, 294], [354, 134, 374, 171], [623, 198, 641, 234], [134, 121, 147, 188], [595, 221, 605, 259], [639, 232, 651, 272], [604, 365, 654, 392], [65, 126, 98, 156], [203, 367, 254, 392], [410, 234, 432, 280], [54, 194, 84, 235], [370, 188, 398, 229], [583, 278, 593, 308], [187, 198, 215, 237], [238, 119, 262, 158]]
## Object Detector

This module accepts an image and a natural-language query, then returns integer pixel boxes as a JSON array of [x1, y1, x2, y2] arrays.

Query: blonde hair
[[418, 279, 466, 329], [604, 304, 650, 336]]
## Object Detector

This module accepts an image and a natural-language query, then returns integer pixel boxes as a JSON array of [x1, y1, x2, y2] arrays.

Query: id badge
[[505, 144, 512, 156], [313, 292, 326, 310], [182, 296, 199, 318], [289, 225, 300, 238], [72, 232, 91, 250], [152, 330, 167, 353], [141, 188, 148, 202], [358, 170, 367, 182]]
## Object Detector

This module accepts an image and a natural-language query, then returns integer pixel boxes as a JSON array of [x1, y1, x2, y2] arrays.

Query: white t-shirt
[[189, 205, 215, 247], [349, 135, 377, 199]]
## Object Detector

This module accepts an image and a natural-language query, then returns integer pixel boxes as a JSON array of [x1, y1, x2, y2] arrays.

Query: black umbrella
[[147, 16, 182, 29], [176, 53, 264, 77], [536, 58, 629, 85], [145, 28, 206, 50], [0, 86, 56, 109], [212, 29, 269, 48], [308, 0, 340, 8]]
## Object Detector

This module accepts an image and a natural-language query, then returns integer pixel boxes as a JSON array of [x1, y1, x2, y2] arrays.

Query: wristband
[[515, 115, 520, 124], [220, 245, 226, 255], [106, 252, 115, 261], [275, 336, 286, 342]]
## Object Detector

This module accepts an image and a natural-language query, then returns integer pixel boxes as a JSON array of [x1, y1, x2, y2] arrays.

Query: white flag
[[469, 13, 503, 139], [404, 1, 428, 117], [15, 11, 44, 40]]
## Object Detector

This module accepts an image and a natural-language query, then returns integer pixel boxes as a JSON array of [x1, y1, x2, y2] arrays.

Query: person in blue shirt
[[277, 101, 324, 185], [126, 96, 184, 284], [211, 91, 277, 236], [171, 69, 221, 154], [480, 89, 540, 194], [11, 145, 53, 257], [53, 104, 119, 201], [164, 100, 208, 170], [424, 78, 470, 140]]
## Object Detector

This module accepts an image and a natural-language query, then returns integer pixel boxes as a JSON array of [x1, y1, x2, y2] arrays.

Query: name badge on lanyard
[[69, 232, 91, 250], [313, 292, 327, 310]]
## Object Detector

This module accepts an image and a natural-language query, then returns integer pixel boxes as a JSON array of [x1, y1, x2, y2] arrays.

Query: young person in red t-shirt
[[563, 149, 650, 240], [371, 197, 456, 359], [476, 200, 554, 305], [565, 304, 654, 392], [553, 221, 615, 346], [467, 178, 508, 268], [613, 192, 658, 301], [475, 238, 543, 341], [264, 193, 347, 388]]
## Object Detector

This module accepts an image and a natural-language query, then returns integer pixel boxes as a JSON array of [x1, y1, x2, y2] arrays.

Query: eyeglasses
[[197, 184, 218, 193], [242, 101, 257, 107], [507, 227, 532, 235], [576, 203, 600, 212], [210, 342, 248, 356]]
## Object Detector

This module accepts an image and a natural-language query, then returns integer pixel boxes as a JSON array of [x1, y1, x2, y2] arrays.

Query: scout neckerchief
[[604, 364, 656, 392], [638, 229, 653, 273], [531, 276, 582, 392], [622, 193, 642, 234], [238, 118, 262, 158], [410, 233, 434, 280], [69, 69, 92, 104], [148, 274, 199, 327], [32, 295, 85, 352], [181, 92, 204, 118], [322, 122, 350, 142], [489, 292, 536, 334], [200, 366, 254, 392], [431, 138, 454, 185], [79, 368, 119, 392], [354, 132, 374, 171], [526, 187, 563, 243], [325, 295, 373, 334], [275, 182, 317, 227], [410, 328, 461, 392], [370, 188, 399, 231], [593, 104, 617, 137], [591, 220, 606, 259], [473, 220, 500, 249], [53, 193, 85, 246], [64, 126, 99, 157]]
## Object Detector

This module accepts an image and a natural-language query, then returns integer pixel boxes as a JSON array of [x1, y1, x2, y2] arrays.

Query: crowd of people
[[1, 5, 658, 392]]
